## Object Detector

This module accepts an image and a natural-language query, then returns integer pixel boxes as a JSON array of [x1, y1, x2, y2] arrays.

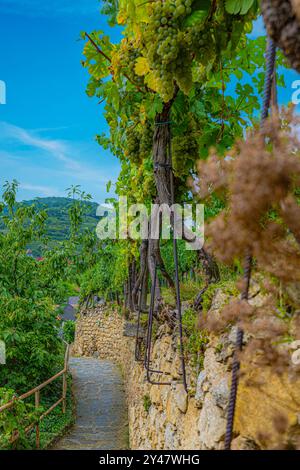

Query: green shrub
[[0, 376, 74, 450], [0, 297, 63, 391], [0, 388, 39, 449], [63, 321, 76, 344], [28, 376, 74, 449]]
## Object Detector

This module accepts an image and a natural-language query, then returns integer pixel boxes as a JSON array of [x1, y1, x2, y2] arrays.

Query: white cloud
[[21, 183, 63, 197], [0, 120, 120, 201], [0, 121, 80, 170]]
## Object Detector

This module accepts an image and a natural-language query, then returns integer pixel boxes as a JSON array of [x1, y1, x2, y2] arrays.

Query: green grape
[[143, 0, 214, 101], [172, 121, 199, 178]]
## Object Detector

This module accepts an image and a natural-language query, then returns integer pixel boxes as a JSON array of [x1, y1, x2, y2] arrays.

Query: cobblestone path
[[53, 358, 128, 450]]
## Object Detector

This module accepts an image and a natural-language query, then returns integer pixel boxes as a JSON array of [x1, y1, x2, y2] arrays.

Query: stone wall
[[73, 307, 129, 363], [73, 304, 300, 450], [123, 325, 231, 450]]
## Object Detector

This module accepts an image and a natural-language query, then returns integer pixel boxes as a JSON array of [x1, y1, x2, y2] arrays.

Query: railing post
[[0, 342, 70, 448], [62, 372, 67, 414], [35, 390, 40, 449]]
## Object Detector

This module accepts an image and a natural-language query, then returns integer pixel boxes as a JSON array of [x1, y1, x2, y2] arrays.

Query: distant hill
[[0, 197, 112, 256]]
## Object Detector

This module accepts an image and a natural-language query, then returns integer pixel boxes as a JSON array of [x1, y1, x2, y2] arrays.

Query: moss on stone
[[182, 307, 209, 371], [202, 279, 239, 313], [143, 394, 152, 413]]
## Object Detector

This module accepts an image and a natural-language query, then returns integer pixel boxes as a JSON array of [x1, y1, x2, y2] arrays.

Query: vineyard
[[1, 0, 300, 453], [80, 0, 300, 450]]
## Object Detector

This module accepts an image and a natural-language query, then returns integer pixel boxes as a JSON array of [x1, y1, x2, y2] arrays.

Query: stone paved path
[[53, 358, 128, 450]]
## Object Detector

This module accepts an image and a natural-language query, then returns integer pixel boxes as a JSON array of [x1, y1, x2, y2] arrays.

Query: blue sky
[[0, 0, 122, 203], [0, 3, 299, 204]]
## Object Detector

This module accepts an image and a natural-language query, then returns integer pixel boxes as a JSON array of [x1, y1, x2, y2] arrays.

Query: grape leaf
[[135, 57, 150, 76], [225, 0, 254, 15], [240, 0, 255, 14], [183, 10, 209, 27], [106, 181, 112, 193]]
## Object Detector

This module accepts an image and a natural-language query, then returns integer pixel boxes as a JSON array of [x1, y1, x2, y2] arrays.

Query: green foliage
[[182, 307, 209, 371], [0, 197, 102, 257], [215, 342, 224, 354], [0, 297, 63, 391], [0, 182, 104, 448], [143, 394, 151, 413], [118, 0, 260, 101], [0, 182, 64, 391], [0, 388, 38, 449], [201, 278, 239, 313], [160, 239, 198, 278], [204, 194, 226, 220], [101, 0, 119, 27], [0, 376, 74, 450], [28, 377, 74, 449], [79, 240, 130, 305], [0, 182, 100, 390], [80, 0, 292, 394], [63, 321, 76, 344], [80, 2, 281, 333], [225, 0, 256, 15], [81, 0, 284, 240], [162, 280, 204, 306]]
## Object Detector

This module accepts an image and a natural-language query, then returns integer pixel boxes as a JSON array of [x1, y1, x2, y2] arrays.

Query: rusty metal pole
[[168, 123, 188, 393]]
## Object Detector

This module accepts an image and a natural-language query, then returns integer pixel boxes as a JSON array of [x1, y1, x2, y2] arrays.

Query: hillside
[[0, 197, 110, 256]]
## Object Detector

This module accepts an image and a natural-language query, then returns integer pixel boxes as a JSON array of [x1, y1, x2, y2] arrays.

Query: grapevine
[[132, 0, 257, 101]]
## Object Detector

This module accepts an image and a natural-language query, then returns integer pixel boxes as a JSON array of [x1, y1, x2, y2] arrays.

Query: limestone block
[[174, 384, 188, 414], [198, 394, 226, 449], [211, 377, 230, 410], [150, 385, 162, 407], [195, 371, 207, 407], [231, 436, 260, 450], [181, 399, 201, 450], [210, 288, 229, 312], [166, 390, 181, 426], [235, 366, 300, 449], [203, 347, 225, 380], [165, 423, 180, 450]]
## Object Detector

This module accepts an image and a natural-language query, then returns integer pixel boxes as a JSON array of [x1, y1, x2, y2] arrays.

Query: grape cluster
[[125, 123, 153, 164], [172, 125, 199, 178], [186, 26, 215, 65], [117, 39, 145, 87], [125, 128, 140, 164], [140, 124, 153, 160], [142, 0, 197, 101], [262, 0, 300, 72], [142, 0, 219, 101]]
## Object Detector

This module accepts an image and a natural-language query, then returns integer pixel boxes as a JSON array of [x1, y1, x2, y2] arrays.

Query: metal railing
[[0, 342, 70, 449]]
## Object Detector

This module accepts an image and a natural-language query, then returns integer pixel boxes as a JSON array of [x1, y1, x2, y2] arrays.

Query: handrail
[[0, 342, 70, 448]]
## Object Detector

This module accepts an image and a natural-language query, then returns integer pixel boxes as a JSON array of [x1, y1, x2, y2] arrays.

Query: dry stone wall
[[73, 304, 300, 450], [73, 308, 128, 363]]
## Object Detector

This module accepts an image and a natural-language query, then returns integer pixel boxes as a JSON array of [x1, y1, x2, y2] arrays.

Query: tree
[[0, 182, 62, 391]]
